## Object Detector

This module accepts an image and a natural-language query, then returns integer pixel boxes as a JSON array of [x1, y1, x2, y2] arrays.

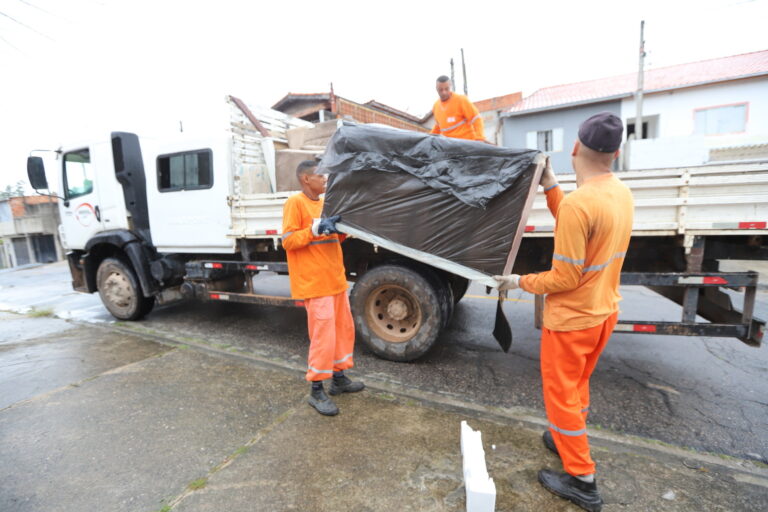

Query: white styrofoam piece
[[460, 421, 496, 512]]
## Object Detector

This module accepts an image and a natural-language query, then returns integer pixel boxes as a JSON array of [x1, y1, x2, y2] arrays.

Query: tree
[[0, 180, 27, 200]]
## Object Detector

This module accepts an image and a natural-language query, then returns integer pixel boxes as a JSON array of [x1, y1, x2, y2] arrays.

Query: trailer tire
[[351, 264, 443, 362], [96, 257, 155, 320]]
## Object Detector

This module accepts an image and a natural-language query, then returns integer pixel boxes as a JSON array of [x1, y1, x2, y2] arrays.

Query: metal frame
[[185, 259, 299, 308]]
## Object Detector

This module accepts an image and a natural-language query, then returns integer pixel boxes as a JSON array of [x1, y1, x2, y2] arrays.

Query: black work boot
[[328, 375, 365, 396], [542, 430, 560, 457], [308, 386, 339, 416], [538, 469, 603, 512]]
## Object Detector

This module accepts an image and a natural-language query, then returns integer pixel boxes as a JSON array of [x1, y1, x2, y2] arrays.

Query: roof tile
[[509, 50, 768, 114]]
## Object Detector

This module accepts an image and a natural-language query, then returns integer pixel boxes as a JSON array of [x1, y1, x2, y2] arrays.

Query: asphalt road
[[1, 262, 767, 463]]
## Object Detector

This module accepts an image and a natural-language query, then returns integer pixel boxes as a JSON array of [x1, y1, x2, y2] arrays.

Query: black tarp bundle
[[320, 123, 542, 277]]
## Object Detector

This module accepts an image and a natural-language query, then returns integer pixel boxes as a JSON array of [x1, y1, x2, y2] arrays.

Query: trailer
[[26, 96, 766, 362]]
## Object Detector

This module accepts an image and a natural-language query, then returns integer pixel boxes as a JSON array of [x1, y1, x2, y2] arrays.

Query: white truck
[[27, 97, 766, 361]]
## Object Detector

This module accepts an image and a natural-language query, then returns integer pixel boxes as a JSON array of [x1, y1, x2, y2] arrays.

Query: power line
[[17, 0, 53, 16], [0, 10, 54, 41], [17, 0, 74, 23], [0, 33, 23, 53]]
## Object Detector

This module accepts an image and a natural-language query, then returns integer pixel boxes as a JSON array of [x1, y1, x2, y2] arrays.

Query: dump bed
[[229, 160, 768, 244], [525, 160, 768, 238]]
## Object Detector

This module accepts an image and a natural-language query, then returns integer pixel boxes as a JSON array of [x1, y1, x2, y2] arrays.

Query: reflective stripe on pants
[[304, 291, 356, 381], [540, 311, 618, 475]]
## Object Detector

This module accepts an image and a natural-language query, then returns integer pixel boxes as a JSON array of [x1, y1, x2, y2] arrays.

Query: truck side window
[[63, 149, 94, 199], [157, 149, 213, 192]]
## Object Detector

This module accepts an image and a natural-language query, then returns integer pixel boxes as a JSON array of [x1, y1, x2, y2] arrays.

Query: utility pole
[[634, 20, 646, 140], [450, 58, 455, 90], [461, 48, 468, 95]]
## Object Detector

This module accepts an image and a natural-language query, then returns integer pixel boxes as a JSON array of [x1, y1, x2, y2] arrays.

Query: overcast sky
[[1, 0, 766, 189]]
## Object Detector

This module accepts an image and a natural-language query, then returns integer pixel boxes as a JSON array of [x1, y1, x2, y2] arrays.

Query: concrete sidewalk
[[1, 312, 767, 511]]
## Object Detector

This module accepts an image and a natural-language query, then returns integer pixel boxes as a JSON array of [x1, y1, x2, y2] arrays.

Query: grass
[[28, 307, 54, 318], [187, 478, 208, 491]]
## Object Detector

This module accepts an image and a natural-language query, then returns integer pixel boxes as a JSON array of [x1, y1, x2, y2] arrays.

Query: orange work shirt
[[282, 192, 348, 300], [520, 174, 634, 331], [430, 93, 485, 141]]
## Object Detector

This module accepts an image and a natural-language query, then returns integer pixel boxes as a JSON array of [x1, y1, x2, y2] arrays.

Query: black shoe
[[543, 430, 560, 457], [308, 388, 339, 416], [328, 375, 365, 396], [538, 469, 603, 512]]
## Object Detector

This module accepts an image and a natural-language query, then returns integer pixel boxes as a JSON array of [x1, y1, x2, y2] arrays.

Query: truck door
[[59, 147, 104, 250]]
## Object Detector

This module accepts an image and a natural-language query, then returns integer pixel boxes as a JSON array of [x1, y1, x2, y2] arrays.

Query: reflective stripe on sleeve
[[553, 253, 585, 265], [309, 239, 339, 246], [582, 251, 627, 273], [550, 423, 587, 437], [469, 114, 480, 124], [281, 231, 294, 240]]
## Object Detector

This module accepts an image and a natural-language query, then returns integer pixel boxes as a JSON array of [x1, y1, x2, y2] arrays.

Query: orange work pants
[[540, 311, 618, 476], [304, 291, 356, 381]]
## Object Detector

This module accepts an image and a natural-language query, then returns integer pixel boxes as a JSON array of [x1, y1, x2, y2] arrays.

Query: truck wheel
[[96, 257, 155, 320], [406, 263, 454, 329], [350, 264, 443, 362]]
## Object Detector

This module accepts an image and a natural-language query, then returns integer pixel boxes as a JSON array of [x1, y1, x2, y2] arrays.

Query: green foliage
[[0, 180, 26, 199]]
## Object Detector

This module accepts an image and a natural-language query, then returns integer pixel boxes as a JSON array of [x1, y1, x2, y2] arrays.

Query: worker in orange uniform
[[493, 113, 633, 512], [282, 160, 364, 416], [430, 75, 486, 141]]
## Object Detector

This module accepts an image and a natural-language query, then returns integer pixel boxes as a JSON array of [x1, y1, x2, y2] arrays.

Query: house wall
[[336, 98, 427, 132], [621, 76, 768, 138], [502, 101, 622, 173], [0, 197, 64, 267], [480, 111, 500, 144], [621, 76, 768, 168]]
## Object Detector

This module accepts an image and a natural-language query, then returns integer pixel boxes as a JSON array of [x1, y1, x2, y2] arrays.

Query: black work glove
[[314, 215, 342, 235]]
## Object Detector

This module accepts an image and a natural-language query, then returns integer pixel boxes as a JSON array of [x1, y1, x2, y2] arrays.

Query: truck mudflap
[[84, 230, 159, 298], [534, 271, 765, 346]]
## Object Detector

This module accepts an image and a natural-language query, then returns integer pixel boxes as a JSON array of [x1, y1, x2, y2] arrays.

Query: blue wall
[[502, 101, 621, 173]]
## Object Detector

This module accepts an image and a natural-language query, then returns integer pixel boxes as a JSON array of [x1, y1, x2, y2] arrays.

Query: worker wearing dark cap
[[494, 112, 634, 512]]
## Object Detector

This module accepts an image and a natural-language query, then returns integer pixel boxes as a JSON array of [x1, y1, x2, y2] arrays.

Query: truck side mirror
[[27, 156, 49, 190]]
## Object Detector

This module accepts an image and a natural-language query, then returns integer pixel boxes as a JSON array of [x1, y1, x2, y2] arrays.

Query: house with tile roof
[[272, 91, 427, 132], [502, 50, 768, 172]]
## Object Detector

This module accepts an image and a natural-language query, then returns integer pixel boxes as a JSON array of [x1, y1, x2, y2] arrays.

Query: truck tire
[[449, 276, 469, 304], [404, 262, 454, 329], [96, 257, 155, 320], [350, 264, 443, 362]]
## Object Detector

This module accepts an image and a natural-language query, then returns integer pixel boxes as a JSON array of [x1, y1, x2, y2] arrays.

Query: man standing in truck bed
[[282, 160, 364, 416], [430, 75, 486, 142], [494, 112, 634, 512]]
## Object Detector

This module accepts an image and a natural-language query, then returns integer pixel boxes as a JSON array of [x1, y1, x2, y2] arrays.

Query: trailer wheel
[[96, 257, 155, 320], [351, 264, 443, 362]]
